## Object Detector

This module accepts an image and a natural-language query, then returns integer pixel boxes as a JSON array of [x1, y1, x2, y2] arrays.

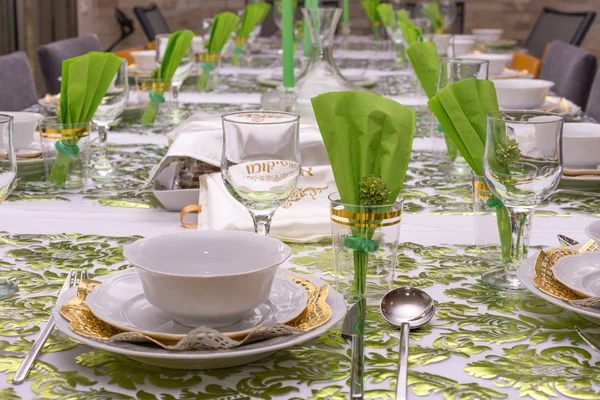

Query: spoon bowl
[[380, 287, 435, 400]]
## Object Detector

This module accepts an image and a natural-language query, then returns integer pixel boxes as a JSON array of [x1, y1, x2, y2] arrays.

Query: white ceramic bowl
[[472, 29, 504, 44], [586, 220, 600, 244], [123, 231, 292, 328], [453, 34, 476, 41], [459, 53, 511, 76], [492, 79, 555, 109], [448, 38, 475, 56], [130, 50, 156, 71], [562, 123, 600, 169], [0, 112, 43, 150]]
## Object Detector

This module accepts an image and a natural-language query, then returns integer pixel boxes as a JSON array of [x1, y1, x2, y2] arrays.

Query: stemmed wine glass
[[0, 115, 18, 299], [155, 34, 194, 121], [483, 111, 564, 289], [221, 111, 301, 236], [92, 58, 128, 178]]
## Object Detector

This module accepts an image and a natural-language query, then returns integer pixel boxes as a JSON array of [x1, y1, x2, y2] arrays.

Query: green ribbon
[[55, 141, 80, 156], [343, 236, 379, 253]]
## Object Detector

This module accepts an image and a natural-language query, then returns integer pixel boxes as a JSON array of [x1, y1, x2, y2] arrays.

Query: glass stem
[[506, 207, 533, 275], [97, 124, 108, 160], [252, 212, 274, 236], [172, 85, 180, 108]]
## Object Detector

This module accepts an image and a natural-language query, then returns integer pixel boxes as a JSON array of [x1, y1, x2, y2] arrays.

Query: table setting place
[[3, 1, 600, 399]]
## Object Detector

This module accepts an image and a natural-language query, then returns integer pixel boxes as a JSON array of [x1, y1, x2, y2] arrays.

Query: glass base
[[482, 268, 526, 290], [0, 280, 18, 300], [93, 158, 114, 178]]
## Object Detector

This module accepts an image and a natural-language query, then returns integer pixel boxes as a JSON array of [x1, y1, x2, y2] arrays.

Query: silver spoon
[[380, 287, 435, 400]]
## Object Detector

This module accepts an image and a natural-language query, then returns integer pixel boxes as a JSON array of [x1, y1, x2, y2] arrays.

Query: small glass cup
[[136, 77, 173, 125], [39, 117, 91, 189], [196, 53, 221, 91], [231, 37, 249, 66], [330, 193, 403, 302]]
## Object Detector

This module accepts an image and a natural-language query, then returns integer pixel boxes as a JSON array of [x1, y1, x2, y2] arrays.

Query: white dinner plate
[[53, 272, 345, 369], [86, 269, 308, 341], [553, 252, 600, 297], [502, 96, 581, 117], [585, 220, 600, 245], [560, 174, 600, 188], [517, 251, 600, 322], [256, 71, 378, 88]]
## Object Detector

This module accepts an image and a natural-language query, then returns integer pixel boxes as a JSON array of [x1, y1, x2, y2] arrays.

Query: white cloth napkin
[[197, 166, 337, 243], [146, 112, 330, 187]]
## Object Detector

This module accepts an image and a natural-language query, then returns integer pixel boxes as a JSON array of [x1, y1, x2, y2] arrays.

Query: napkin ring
[[180, 204, 202, 229]]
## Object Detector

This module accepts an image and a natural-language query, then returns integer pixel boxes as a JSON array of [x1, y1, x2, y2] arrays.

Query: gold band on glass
[[330, 208, 402, 221], [330, 218, 401, 228], [138, 81, 172, 90], [40, 126, 90, 140], [196, 53, 220, 62], [472, 180, 490, 192], [233, 38, 248, 45], [373, 21, 381, 27]]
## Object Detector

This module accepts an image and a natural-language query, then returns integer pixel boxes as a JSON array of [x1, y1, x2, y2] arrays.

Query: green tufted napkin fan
[[232, 3, 271, 66], [376, 3, 395, 28], [407, 41, 439, 99], [198, 12, 240, 88], [361, 0, 381, 40]]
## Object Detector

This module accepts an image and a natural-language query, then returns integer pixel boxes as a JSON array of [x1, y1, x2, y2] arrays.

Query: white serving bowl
[[0, 112, 44, 150], [562, 123, 600, 169], [123, 231, 292, 328], [492, 79, 555, 109], [472, 29, 504, 44], [459, 53, 511, 76], [130, 50, 156, 71], [448, 38, 475, 56]]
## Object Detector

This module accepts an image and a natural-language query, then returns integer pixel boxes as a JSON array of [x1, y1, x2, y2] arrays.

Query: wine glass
[[155, 34, 194, 116], [483, 111, 564, 289], [92, 58, 128, 178], [221, 111, 301, 236], [416, 0, 456, 33], [0, 115, 18, 299]]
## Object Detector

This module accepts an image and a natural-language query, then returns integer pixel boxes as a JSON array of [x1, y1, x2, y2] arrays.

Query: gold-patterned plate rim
[[60, 274, 331, 348], [533, 239, 599, 301]]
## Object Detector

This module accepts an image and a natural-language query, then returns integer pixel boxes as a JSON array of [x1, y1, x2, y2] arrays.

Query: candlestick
[[282, 0, 295, 88]]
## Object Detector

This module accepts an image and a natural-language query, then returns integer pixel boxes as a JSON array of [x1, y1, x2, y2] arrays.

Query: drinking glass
[[155, 34, 194, 111], [0, 115, 18, 299], [92, 58, 128, 177], [416, 0, 457, 34], [483, 111, 564, 289], [221, 111, 301, 236]]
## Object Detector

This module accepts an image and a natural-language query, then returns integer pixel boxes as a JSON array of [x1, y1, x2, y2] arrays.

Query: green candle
[[282, 0, 295, 88], [343, 0, 350, 25], [303, 0, 317, 57]]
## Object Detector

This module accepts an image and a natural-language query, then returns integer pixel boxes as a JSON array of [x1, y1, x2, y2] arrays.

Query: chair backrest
[[539, 40, 597, 107], [113, 46, 144, 65], [585, 70, 600, 122], [0, 51, 38, 111], [511, 52, 541, 78], [525, 7, 596, 59], [134, 3, 171, 42], [36, 34, 102, 95]]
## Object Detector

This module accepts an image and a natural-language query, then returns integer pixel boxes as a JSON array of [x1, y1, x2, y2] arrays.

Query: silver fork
[[12, 269, 89, 384]]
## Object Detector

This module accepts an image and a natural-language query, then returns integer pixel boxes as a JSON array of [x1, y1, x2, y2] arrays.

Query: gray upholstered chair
[[37, 34, 101, 95], [539, 40, 597, 107], [585, 70, 600, 122], [0, 51, 38, 111]]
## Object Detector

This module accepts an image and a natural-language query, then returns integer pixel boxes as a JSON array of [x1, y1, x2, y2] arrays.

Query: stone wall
[[81, 0, 600, 55]]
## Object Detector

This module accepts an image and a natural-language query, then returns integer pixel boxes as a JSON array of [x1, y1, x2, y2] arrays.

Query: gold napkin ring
[[180, 204, 202, 229]]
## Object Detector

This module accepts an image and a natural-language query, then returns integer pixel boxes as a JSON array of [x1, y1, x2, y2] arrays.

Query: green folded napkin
[[397, 9, 410, 23], [232, 3, 270, 65], [141, 30, 194, 125], [423, 1, 444, 33], [311, 91, 415, 297], [257, 1, 272, 23], [361, 0, 381, 40], [198, 12, 240, 88], [376, 3, 395, 28], [427, 77, 510, 259], [53, 52, 121, 184], [407, 41, 439, 99], [399, 21, 422, 47]]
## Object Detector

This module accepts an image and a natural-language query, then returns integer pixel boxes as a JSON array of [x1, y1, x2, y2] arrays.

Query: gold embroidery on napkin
[[282, 186, 329, 209]]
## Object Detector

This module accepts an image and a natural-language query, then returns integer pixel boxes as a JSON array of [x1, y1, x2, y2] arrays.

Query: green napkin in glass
[[232, 3, 270, 65], [311, 91, 415, 298], [399, 21, 421, 47], [361, 0, 381, 40], [141, 30, 194, 125], [407, 41, 439, 99], [397, 9, 410, 23], [423, 1, 443, 32], [198, 11, 240, 89], [257, 1, 272, 23], [428, 78, 510, 258], [376, 3, 395, 28], [53, 52, 121, 184]]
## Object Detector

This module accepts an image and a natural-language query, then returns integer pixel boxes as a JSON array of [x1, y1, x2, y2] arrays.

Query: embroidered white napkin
[[146, 112, 330, 187], [197, 165, 337, 243]]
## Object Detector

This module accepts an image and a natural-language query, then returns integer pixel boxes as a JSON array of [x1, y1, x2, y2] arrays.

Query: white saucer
[[517, 251, 600, 322], [502, 96, 581, 117], [553, 252, 600, 297], [86, 269, 308, 341], [53, 272, 345, 369]]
